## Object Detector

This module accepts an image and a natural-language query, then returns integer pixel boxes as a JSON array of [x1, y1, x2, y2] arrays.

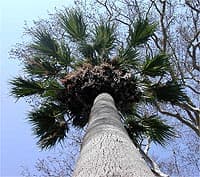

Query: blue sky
[[0, 1, 73, 176]]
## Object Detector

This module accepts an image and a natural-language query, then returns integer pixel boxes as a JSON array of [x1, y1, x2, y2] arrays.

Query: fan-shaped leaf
[[125, 113, 175, 146], [93, 21, 116, 59], [78, 43, 97, 65], [142, 53, 170, 77], [30, 29, 59, 57], [142, 115, 175, 145], [150, 81, 188, 103], [59, 9, 87, 42], [129, 19, 157, 47], [57, 42, 73, 67], [10, 77, 65, 99], [28, 102, 68, 149], [115, 47, 139, 70], [41, 79, 65, 98], [10, 77, 45, 98], [24, 57, 59, 77]]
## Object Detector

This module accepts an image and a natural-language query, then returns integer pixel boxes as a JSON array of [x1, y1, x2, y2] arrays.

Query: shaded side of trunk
[[72, 93, 155, 177]]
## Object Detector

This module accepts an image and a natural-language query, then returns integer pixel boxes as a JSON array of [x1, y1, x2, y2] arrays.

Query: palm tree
[[10, 8, 187, 176]]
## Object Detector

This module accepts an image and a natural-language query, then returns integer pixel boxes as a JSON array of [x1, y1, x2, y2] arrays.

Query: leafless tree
[[75, 0, 200, 136], [157, 127, 200, 177], [20, 128, 84, 177]]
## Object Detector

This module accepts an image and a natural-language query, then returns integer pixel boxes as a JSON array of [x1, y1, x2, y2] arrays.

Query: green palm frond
[[129, 19, 157, 47], [28, 102, 68, 149], [142, 115, 175, 145], [24, 57, 59, 77], [125, 113, 175, 146], [41, 79, 65, 98], [10, 77, 45, 98], [58, 9, 87, 42], [93, 21, 116, 59], [142, 53, 170, 77], [30, 30, 73, 67], [57, 41, 73, 67], [124, 113, 145, 144], [10, 77, 64, 99], [115, 47, 139, 70], [78, 43, 97, 64], [30, 29, 59, 57], [150, 81, 188, 103]]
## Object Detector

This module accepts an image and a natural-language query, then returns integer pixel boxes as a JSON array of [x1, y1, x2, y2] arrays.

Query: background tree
[[72, 0, 200, 176], [21, 127, 83, 177], [74, 0, 200, 136], [10, 0, 198, 176], [157, 127, 200, 177]]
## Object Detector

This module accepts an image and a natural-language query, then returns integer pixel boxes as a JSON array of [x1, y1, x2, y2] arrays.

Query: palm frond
[[24, 57, 59, 77], [78, 43, 97, 65], [10, 77, 45, 98], [58, 9, 87, 42], [28, 40, 73, 76], [129, 19, 157, 47], [10, 77, 65, 99], [125, 113, 175, 146], [124, 113, 145, 145], [115, 47, 139, 71], [150, 81, 188, 103], [142, 115, 175, 145], [142, 53, 170, 77], [28, 102, 68, 149], [57, 41, 73, 67], [30, 29, 59, 57], [93, 21, 116, 59], [41, 79, 65, 98]]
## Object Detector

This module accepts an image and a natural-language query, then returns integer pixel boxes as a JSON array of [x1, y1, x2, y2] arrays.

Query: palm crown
[[10, 8, 188, 149]]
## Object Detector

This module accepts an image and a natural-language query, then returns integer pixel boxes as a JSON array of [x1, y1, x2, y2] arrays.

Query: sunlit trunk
[[72, 93, 155, 177]]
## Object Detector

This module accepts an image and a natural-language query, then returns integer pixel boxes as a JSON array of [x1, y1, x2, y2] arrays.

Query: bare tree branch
[[185, 0, 200, 13], [155, 102, 200, 136], [138, 146, 169, 177]]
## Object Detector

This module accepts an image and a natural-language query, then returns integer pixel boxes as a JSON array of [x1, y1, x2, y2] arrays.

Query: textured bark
[[72, 93, 155, 177]]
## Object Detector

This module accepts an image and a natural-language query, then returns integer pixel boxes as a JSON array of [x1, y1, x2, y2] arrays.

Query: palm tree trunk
[[72, 93, 155, 177]]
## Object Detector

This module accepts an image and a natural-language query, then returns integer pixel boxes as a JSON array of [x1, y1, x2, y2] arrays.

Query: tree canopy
[[10, 5, 189, 150]]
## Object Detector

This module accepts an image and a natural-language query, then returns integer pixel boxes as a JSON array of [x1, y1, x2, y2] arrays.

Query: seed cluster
[[58, 63, 141, 127]]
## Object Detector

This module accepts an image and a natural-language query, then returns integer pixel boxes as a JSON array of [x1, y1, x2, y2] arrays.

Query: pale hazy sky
[[0, 1, 73, 176]]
